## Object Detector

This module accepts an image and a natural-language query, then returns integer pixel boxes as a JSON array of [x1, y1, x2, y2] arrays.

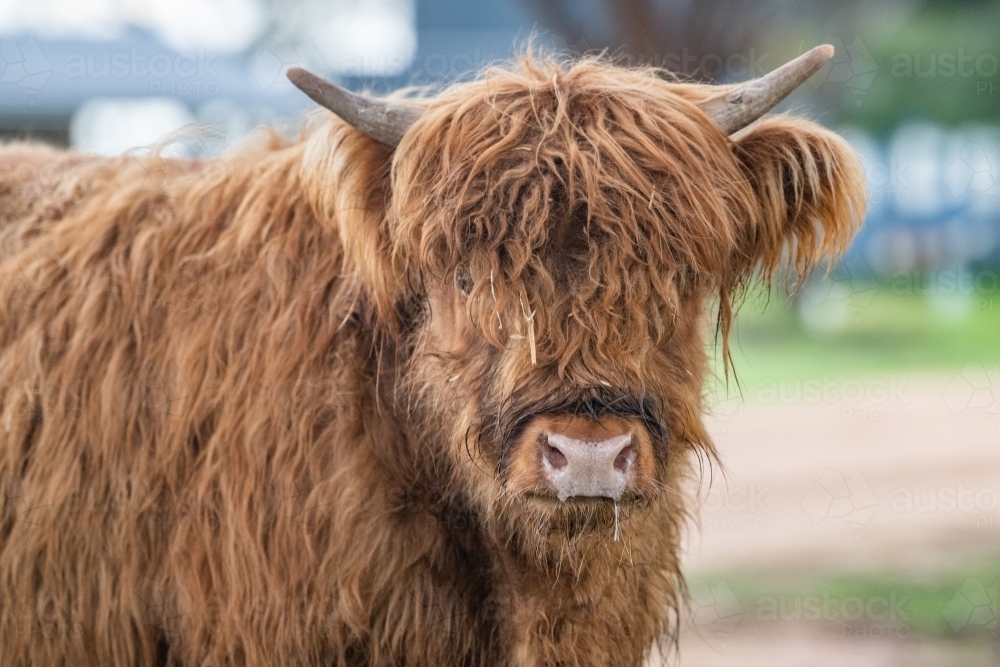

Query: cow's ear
[[729, 116, 866, 284], [302, 120, 404, 329]]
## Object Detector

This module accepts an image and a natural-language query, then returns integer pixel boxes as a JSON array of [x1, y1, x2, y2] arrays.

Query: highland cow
[[0, 45, 865, 666]]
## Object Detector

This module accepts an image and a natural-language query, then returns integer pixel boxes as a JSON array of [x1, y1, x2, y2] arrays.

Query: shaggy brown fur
[[0, 55, 865, 666]]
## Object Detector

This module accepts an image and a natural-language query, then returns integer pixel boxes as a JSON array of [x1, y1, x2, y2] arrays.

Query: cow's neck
[[478, 501, 677, 666]]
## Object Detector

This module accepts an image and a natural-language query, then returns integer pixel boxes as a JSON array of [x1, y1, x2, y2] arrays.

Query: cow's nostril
[[613, 444, 634, 474], [543, 441, 568, 469]]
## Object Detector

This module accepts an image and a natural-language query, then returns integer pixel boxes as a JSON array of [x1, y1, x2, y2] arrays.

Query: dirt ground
[[675, 626, 997, 667], [671, 371, 1000, 666]]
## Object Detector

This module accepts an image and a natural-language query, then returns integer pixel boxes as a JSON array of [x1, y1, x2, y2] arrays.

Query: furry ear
[[301, 119, 404, 331], [729, 116, 867, 285]]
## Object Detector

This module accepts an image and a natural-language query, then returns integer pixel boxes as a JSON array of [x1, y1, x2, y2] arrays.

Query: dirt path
[[675, 625, 997, 667], [686, 370, 999, 573], [668, 371, 1000, 666]]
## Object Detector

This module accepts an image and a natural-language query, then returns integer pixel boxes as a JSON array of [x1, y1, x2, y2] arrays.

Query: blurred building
[[0, 0, 537, 150]]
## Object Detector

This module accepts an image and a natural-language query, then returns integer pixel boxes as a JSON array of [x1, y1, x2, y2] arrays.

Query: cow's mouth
[[515, 490, 650, 541], [522, 491, 647, 506]]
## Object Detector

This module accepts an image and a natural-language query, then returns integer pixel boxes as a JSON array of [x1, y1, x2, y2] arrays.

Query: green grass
[[712, 280, 1000, 386], [714, 557, 1000, 640]]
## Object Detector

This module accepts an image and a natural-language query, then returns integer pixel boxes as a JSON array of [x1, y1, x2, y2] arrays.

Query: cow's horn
[[286, 67, 421, 146], [697, 44, 835, 135]]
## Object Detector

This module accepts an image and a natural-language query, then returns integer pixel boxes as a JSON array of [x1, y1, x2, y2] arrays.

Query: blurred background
[[2, 0, 997, 665]]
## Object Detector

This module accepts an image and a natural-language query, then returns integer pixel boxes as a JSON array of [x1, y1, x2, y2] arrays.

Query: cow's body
[[0, 55, 864, 666], [0, 132, 664, 667]]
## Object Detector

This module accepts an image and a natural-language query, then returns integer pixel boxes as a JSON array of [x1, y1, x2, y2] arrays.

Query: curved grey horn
[[286, 67, 422, 146], [697, 44, 835, 135]]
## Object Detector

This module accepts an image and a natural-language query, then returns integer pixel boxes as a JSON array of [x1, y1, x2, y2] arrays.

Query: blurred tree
[[522, 0, 1000, 129], [838, 0, 1000, 131]]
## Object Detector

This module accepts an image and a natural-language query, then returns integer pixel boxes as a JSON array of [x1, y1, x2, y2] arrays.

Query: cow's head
[[295, 48, 865, 563]]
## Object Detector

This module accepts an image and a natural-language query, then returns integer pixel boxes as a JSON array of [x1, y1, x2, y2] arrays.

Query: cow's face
[[311, 57, 865, 552], [414, 247, 703, 521], [396, 130, 727, 547]]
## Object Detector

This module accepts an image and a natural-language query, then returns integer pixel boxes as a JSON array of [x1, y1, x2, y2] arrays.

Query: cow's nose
[[540, 428, 636, 501]]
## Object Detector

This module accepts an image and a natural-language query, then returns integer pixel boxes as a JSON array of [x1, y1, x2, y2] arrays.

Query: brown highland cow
[[0, 45, 865, 666]]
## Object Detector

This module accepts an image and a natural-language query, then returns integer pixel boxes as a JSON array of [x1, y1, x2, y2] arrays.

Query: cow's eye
[[456, 272, 474, 297]]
